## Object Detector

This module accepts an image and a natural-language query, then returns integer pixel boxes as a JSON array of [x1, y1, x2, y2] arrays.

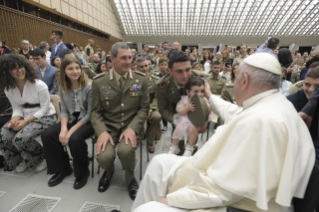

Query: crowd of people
[[0, 29, 319, 212]]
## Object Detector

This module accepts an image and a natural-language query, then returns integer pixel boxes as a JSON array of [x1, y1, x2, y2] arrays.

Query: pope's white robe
[[133, 89, 315, 212]]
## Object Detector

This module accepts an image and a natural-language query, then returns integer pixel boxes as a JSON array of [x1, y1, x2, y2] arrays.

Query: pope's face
[[234, 64, 245, 107]]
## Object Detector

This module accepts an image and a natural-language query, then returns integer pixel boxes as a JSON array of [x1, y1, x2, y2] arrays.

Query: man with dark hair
[[289, 61, 319, 94], [156, 51, 207, 154], [256, 37, 280, 59], [51, 30, 67, 60], [91, 42, 149, 200], [30, 48, 57, 94], [207, 61, 227, 95], [162, 42, 169, 57], [136, 58, 161, 153], [88, 54, 100, 72]]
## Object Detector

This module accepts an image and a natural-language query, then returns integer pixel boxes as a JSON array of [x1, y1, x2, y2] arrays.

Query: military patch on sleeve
[[158, 82, 166, 88]]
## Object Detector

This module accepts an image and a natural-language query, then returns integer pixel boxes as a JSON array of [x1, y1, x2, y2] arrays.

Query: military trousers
[[96, 131, 137, 186], [147, 110, 161, 146]]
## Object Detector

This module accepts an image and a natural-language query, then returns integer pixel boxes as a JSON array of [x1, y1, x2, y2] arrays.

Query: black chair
[[228, 164, 319, 212]]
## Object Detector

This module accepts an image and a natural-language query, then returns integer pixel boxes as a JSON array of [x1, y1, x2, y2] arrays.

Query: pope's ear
[[242, 73, 249, 89]]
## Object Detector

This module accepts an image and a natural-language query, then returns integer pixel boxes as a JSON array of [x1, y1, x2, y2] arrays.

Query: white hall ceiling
[[112, 0, 319, 37]]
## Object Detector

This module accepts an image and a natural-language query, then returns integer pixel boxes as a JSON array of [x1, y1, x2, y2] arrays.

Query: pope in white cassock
[[132, 53, 315, 212]]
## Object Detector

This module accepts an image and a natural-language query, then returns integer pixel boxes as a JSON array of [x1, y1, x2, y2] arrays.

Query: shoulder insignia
[[135, 71, 146, 77], [93, 73, 106, 80], [158, 82, 166, 88]]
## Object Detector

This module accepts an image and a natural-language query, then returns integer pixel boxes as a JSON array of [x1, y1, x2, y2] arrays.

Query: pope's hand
[[203, 79, 212, 99], [158, 198, 168, 205]]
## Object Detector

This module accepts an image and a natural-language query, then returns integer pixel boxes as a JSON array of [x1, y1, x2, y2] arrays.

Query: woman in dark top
[[278, 48, 293, 81]]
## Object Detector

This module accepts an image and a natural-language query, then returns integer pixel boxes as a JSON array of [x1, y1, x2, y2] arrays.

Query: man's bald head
[[172, 42, 180, 50]]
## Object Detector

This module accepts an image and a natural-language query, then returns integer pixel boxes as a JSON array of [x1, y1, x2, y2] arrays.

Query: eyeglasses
[[10, 67, 23, 74]]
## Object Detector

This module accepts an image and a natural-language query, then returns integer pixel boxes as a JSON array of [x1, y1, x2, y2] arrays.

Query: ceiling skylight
[[113, 0, 319, 36]]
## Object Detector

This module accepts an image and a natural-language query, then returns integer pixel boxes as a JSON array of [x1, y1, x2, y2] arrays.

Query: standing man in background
[[50, 30, 67, 60], [85, 38, 95, 63]]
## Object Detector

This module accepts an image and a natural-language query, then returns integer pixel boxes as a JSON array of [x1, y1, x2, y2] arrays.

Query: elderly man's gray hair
[[136, 58, 147, 64], [238, 62, 281, 89], [39, 41, 48, 50], [111, 42, 130, 58]]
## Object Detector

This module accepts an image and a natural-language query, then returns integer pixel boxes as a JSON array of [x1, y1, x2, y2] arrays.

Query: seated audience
[[135, 58, 161, 153], [27, 55, 37, 68], [0, 39, 11, 56], [19, 40, 31, 58], [88, 54, 100, 73], [232, 44, 248, 65], [131, 61, 136, 71], [255, 37, 279, 59], [95, 61, 108, 74], [289, 62, 319, 95], [61, 49, 97, 80], [0, 54, 56, 172], [221, 63, 239, 104], [168, 77, 210, 156], [41, 57, 94, 189], [212, 52, 221, 62], [191, 62, 202, 71], [132, 53, 315, 212], [105, 56, 113, 72], [30, 49, 57, 94], [281, 67, 292, 96], [234, 50, 240, 58], [278, 48, 293, 81], [156, 57, 169, 78], [39, 41, 51, 65], [200, 52, 212, 74], [207, 61, 227, 95], [51, 56, 61, 95], [219, 61, 232, 83]]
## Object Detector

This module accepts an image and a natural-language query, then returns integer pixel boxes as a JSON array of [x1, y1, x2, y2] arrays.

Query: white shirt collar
[[242, 89, 279, 110]]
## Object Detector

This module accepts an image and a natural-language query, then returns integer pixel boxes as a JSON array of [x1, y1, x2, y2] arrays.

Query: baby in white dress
[[168, 77, 211, 156]]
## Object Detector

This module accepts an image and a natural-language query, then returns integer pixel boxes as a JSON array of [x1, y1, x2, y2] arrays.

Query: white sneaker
[[168, 145, 178, 154], [35, 159, 47, 172], [16, 161, 28, 173], [183, 145, 195, 157]]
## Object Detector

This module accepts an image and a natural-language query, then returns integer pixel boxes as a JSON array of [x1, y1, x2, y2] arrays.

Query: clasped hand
[[8, 119, 27, 131]]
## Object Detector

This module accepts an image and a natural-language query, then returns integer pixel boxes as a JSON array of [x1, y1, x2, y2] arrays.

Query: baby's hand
[[188, 102, 196, 112]]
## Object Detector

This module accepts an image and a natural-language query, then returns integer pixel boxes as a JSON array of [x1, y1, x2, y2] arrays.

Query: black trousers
[[41, 121, 94, 178]]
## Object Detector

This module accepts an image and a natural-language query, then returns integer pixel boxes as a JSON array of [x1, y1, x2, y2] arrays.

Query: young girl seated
[[168, 77, 211, 157]]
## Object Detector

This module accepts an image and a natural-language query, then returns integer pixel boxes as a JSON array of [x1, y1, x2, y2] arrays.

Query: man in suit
[[167, 42, 180, 59], [91, 42, 149, 200], [50, 30, 67, 61], [30, 48, 56, 94]]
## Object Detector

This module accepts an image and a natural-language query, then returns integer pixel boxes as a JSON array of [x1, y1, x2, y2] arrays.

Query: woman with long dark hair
[[0, 54, 56, 172], [278, 48, 294, 81]]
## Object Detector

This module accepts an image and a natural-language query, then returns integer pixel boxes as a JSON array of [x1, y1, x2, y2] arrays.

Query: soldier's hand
[[96, 131, 114, 154], [119, 128, 137, 148], [203, 79, 212, 99]]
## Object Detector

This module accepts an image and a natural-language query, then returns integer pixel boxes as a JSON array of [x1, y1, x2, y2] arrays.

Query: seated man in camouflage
[[88, 53, 100, 73]]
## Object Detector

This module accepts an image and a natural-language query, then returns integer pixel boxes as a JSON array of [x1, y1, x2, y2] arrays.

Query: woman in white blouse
[[41, 57, 94, 189], [0, 54, 56, 173]]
